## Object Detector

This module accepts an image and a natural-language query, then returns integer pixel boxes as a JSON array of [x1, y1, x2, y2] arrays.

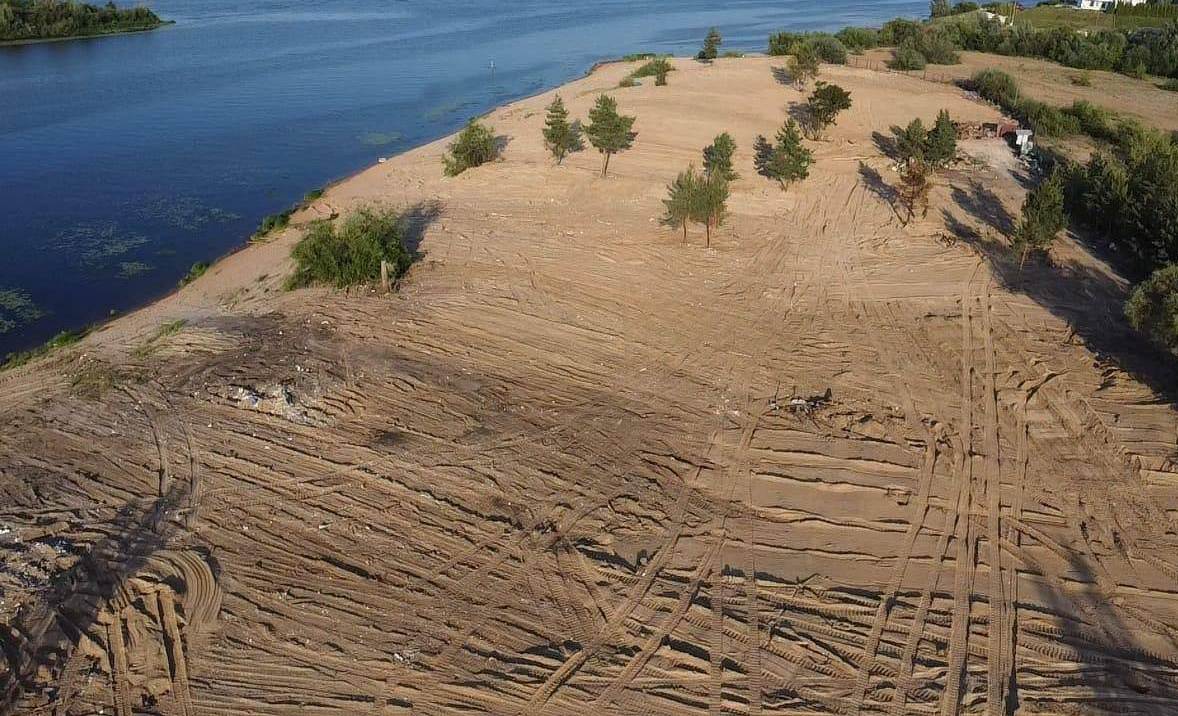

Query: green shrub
[[618, 75, 639, 88], [179, 262, 210, 287], [303, 188, 325, 203], [630, 57, 673, 78], [835, 26, 880, 53], [1070, 72, 1092, 86], [805, 35, 849, 64], [880, 18, 924, 46], [621, 52, 656, 62], [722, 50, 746, 58], [252, 210, 292, 241], [1162, 79, 1178, 91], [971, 68, 1021, 108], [892, 41, 928, 70], [769, 31, 807, 55], [1017, 98, 1080, 137], [2, 329, 86, 371], [1063, 99, 1115, 139], [1127, 265, 1178, 352], [286, 208, 413, 290], [917, 27, 961, 64], [442, 120, 498, 176]]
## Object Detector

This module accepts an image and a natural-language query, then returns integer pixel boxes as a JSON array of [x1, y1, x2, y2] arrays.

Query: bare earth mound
[[4, 57, 1178, 715]]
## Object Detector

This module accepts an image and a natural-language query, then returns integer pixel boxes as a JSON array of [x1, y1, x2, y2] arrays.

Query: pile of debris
[[953, 118, 1020, 140]]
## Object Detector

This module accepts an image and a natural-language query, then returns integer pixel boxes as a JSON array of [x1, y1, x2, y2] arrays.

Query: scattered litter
[[783, 388, 833, 416]]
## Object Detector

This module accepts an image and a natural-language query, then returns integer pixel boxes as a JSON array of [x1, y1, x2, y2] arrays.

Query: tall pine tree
[[585, 95, 637, 178], [662, 166, 701, 244], [698, 27, 722, 61], [755, 120, 813, 190], [1013, 170, 1067, 265], [926, 109, 957, 167], [542, 95, 581, 165], [703, 133, 739, 182]]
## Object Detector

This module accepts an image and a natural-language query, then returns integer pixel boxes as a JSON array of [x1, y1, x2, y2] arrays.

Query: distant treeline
[[769, 14, 1178, 79], [0, 0, 164, 42]]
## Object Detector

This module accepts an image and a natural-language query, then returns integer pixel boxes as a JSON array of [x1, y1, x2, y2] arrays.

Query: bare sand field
[[864, 49, 1178, 134], [5, 56, 1178, 715]]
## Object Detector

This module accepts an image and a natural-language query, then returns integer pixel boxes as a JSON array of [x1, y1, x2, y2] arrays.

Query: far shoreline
[[0, 20, 173, 48]]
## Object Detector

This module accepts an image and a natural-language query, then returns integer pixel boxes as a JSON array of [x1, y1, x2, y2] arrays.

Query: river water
[[0, 0, 924, 356]]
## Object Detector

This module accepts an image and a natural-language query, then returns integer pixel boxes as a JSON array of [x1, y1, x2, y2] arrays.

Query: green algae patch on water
[[0, 289, 46, 335]]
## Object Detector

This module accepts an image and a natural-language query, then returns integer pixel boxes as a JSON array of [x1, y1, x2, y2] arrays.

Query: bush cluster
[[768, 31, 849, 64], [286, 208, 413, 290], [442, 120, 499, 176]]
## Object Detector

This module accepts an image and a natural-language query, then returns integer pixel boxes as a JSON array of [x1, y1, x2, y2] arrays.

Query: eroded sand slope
[[4, 57, 1178, 715]]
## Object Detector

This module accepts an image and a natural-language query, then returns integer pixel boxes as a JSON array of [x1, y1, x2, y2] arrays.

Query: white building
[[1074, 0, 1147, 11]]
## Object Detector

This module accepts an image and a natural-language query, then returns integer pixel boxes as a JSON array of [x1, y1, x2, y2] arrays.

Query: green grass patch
[[179, 262, 210, 287], [2, 329, 86, 371], [1013, 5, 1168, 31], [132, 319, 186, 359]]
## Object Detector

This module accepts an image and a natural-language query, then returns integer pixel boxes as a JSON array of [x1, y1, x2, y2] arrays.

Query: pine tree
[[698, 27, 722, 61], [542, 95, 581, 165], [788, 43, 820, 90], [926, 109, 957, 167], [805, 82, 853, 139], [662, 165, 701, 244], [930, 0, 952, 18], [584, 95, 637, 178], [1012, 170, 1067, 265], [703, 133, 739, 182], [692, 173, 729, 248], [755, 120, 813, 190], [898, 159, 933, 225], [893, 118, 928, 165]]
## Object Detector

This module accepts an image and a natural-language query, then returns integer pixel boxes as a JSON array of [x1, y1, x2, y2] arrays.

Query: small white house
[[1074, 0, 1146, 11]]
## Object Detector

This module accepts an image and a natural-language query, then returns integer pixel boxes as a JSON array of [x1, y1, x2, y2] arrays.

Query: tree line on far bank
[[768, 13, 1178, 80], [0, 0, 164, 42]]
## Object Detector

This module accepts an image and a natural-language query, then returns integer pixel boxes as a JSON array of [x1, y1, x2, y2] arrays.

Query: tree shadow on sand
[[951, 180, 1017, 237], [857, 162, 901, 222], [1006, 545, 1178, 713], [770, 66, 793, 87], [942, 203, 1178, 397], [0, 481, 191, 713], [398, 199, 445, 257]]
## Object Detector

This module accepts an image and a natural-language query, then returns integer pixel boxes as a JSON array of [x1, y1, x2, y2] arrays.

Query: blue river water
[[0, 0, 925, 356]]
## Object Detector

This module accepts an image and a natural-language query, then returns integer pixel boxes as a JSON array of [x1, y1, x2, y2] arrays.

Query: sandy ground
[[4, 56, 1178, 716], [864, 49, 1178, 134]]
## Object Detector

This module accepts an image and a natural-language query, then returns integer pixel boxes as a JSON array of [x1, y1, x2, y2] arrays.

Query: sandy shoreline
[[5, 55, 1178, 715]]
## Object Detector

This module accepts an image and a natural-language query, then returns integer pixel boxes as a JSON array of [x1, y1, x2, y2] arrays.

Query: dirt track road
[[4, 57, 1178, 715]]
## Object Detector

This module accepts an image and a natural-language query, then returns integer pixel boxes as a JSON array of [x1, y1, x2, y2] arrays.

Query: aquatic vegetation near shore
[[1, 329, 85, 371], [179, 262, 210, 287], [359, 131, 404, 147], [134, 195, 239, 231], [424, 99, 477, 123], [0, 289, 46, 335], [117, 261, 154, 278], [54, 221, 149, 270]]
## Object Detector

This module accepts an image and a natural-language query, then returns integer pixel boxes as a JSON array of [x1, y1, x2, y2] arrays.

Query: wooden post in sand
[[380, 260, 390, 293]]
